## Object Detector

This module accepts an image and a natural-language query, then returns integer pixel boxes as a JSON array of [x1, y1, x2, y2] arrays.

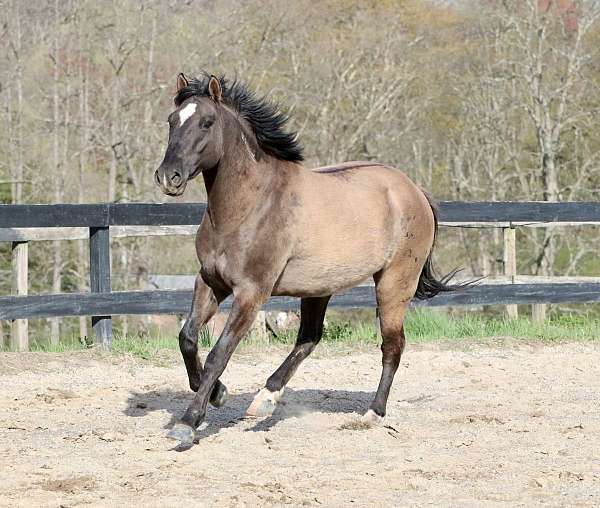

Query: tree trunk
[[77, 19, 89, 341], [50, 0, 62, 345], [107, 86, 119, 202]]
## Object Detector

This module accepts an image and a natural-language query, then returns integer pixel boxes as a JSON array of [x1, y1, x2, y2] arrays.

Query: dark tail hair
[[414, 194, 470, 300]]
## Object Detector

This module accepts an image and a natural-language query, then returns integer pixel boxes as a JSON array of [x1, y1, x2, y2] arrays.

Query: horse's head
[[155, 73, 224, 196]]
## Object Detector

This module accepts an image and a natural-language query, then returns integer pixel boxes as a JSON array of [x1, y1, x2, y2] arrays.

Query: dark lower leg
[[179, 318, 208, 392], [369, 326, 405, 417], [178, 275, 228, 404], [265, 296, 330, 392], [180, 327, 228, 406], [179, 290, 265, 430]]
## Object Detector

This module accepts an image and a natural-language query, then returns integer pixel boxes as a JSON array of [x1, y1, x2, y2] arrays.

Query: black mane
[[174, 74, 303, 162]]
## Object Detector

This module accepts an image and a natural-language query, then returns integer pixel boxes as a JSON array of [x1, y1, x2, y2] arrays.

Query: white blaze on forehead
[[178, 103, 197, 127]]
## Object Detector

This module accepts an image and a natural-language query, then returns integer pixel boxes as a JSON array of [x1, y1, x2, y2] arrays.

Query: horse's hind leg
[[247, 296, 330, 417], [179, 273, 229, 407], [362, 269, 412, 426]]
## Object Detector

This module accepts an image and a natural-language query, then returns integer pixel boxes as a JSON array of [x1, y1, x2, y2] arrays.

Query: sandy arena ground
[[0, 340, 599, 507]]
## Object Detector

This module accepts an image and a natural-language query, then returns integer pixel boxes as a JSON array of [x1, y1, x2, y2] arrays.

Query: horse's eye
[[201, 119, 214, 129]]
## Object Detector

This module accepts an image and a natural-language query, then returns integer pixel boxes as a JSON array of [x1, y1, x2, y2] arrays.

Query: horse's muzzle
[[155, 168, 187, 196]]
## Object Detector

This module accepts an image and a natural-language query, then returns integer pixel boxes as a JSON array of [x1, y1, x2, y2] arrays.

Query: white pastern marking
[[271, 387, 284, 402], [362, 409, 384, 425], [178, 103, 197, 127], [256, 387, 284, 404]]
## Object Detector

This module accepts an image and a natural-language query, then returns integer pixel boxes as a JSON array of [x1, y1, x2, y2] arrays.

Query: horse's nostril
[[172, 172, 182, 185], [155, 171, 161, 186]]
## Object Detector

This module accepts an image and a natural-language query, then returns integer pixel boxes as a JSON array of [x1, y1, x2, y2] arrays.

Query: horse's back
[[307, 160, 432, 220], [311, 160, 385, 174], [310, 161, 425, 196]]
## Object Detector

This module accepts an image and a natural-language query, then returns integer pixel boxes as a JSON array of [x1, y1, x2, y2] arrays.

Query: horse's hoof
[[361, 409, 384, 427], [166, 423, 196, 447], [246, 387, 284, 417], [210, 383, 229, 408]]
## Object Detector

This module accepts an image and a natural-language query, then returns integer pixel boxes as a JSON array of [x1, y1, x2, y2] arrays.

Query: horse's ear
[[208, 75, 222, 102], [176, 73, 188, 92]]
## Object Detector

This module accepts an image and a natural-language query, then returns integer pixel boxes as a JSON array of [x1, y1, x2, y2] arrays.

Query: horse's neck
[[203, 136, 269, 232]]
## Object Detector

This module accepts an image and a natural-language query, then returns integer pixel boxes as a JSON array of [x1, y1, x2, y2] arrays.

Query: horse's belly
[[273, 208, 401, 296], [272, 255, 382, 297]]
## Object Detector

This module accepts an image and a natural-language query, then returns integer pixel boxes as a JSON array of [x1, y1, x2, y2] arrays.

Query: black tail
[[414, 194, 471, 300]]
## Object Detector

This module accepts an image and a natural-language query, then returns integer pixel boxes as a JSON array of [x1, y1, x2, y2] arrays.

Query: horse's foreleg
[[179, 274, 229, 407], [247, 296, 330, 417], [168, 287, 267, 446]]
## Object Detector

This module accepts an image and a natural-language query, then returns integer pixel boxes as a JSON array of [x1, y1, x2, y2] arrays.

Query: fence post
[[10, 241, 28, 351], [503, 225, 518, 319], [532, 303, 546, 323], [89, 226, 112, 348]]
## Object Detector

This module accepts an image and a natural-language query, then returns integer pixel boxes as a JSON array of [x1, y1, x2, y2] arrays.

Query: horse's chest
[[198, 246, 230, 285], [196, 227, 243, 290], [196, 213, 287, 290]]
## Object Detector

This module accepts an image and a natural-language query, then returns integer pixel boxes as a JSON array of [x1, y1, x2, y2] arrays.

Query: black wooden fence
[[2, 201, 600, 348]]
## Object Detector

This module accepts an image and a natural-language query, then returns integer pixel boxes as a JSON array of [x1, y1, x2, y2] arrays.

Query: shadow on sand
[[124, 386, 375, 444]]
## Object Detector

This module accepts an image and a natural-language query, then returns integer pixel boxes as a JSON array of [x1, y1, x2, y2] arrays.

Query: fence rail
[[3, 201, 600, 228], [1, 201, 600, 350], [2, 283, 600, 322]]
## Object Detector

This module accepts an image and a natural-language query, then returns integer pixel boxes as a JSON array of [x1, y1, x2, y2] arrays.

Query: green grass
[[15, 325, 209, 358], [3, 310, 599, 360], [26, 340, 88, 353], [111, 334, 179, 359], [268, 320, 380, 345], [405, 310, 600, 343], [270, 310, 600, 345]]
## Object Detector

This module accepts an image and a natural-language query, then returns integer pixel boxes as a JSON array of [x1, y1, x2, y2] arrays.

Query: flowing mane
[[174, 74, 303, 162]]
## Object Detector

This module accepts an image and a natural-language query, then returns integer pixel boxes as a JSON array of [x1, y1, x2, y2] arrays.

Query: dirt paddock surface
[[1, 341, 599, 507]]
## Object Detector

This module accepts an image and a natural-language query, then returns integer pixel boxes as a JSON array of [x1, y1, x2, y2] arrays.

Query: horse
[[155, 73, 457, 447]]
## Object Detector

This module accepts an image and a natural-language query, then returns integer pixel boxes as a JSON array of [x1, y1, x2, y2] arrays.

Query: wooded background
[[2, 0, 600, 341]]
